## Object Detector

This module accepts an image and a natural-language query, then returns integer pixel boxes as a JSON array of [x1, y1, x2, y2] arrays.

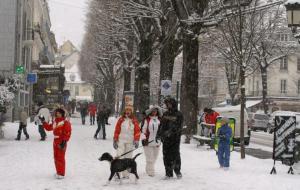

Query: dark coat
[[157, 99, 183, 143]]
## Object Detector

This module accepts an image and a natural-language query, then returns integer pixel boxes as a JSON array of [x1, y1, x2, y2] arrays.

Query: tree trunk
[[260, 65, 268, 114], [106, 80, 116, 114], [180, 34, 199, 144], [134, 38, 152, 115]]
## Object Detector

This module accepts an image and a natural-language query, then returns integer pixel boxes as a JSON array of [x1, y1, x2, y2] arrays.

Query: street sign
[[16, 65, 24, 74], [161, 80, 172, 96], [27, 73, 37, 84], [271, 115, 296, 175]]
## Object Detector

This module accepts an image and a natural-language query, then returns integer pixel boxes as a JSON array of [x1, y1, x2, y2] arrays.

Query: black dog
[[99, 152, 142, 184]]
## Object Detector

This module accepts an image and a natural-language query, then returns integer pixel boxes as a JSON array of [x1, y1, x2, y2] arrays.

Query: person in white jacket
[[113, 106, 141, 178], [141, 106, 163, 177], [34, 102, 51, 141]]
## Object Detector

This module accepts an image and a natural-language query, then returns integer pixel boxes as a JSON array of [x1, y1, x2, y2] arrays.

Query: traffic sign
[[16, 65, 24, 74], [27, 73, 37, 84], [161, 80, 172, 96]]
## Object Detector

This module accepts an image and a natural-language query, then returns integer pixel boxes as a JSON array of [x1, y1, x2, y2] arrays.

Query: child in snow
[[40, 108, 72, 179], [141, 106, 162, 177], [113, 106, 140, 178], [15, 107, 29, 140], [217, 117, 232, 170]]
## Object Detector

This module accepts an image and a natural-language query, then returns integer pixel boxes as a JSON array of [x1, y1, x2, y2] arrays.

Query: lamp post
[[285, 0, 300, 172], [285, 1, 300, 40]]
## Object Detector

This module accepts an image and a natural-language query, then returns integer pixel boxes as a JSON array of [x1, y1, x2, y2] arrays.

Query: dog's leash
[[115, 125, 188, 159], [116, 140, 155, 159]]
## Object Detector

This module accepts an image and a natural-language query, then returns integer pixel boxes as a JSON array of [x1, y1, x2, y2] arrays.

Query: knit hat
[[55, 108, 65, 117]]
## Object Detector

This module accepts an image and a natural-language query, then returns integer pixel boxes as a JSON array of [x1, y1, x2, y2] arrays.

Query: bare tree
[[80, 0, 132, 111], [251, 6, 298, 114]]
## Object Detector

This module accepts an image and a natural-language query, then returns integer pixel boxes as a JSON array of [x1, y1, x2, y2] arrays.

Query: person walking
[[88, 102, 97, 125], [141, 106, 162, 177], [34, 102, 51, 141], [94, 105, 106, 139], [104, 106, 111, 125], [156, 97, 183, 180], [113, 106, 140, 178], [217, 117, 232, 171], [79, 102, 88, 125], [15, 107, 29, 141], [40, 108, 72, 179]]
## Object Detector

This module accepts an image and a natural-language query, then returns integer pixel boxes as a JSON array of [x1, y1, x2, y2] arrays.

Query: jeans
[[81, 114, 86, 125], [95, 120, 106, 139], [90, 115, 95, 125], [17, 123, 29, 139], [38, 125, 46, 140], [218, 142, 230, 167]]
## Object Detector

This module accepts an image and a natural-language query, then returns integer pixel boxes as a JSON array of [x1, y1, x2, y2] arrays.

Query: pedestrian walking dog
[[99, 152, 142, 185]]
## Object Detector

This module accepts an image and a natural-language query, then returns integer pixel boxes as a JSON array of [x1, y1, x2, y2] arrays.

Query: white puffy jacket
[[141, 116, 161, 146], [34, 107, 51, 125]]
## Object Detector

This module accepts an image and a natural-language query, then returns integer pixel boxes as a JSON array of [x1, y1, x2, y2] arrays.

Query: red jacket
[[88, 104, 97, 116], [43, 117, 72, 142], [114, 116, 140, 142], [204, 112, 220, 125]]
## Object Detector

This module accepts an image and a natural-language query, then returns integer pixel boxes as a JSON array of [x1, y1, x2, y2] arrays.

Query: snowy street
[[0, 116, 300, 190]]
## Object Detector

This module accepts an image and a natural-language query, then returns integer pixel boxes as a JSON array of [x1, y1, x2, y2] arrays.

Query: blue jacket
[[218, 124, 232, 145]]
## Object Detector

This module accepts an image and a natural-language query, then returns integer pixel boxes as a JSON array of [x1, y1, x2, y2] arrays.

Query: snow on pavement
[[0, 116, 300, 190]]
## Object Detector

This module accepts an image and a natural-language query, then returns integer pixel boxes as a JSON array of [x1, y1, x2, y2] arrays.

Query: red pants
[[53, 140, 67, 176]]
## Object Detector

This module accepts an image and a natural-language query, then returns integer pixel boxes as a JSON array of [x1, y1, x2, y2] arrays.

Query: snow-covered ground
[[0, 115, 300, 190]]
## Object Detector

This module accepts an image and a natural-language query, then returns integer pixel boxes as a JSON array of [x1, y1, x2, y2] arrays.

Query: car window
[[254, 114, 268, 120]]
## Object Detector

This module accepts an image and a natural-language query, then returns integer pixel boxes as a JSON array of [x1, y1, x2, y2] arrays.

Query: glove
[[133, 141, 139, 149], [59, 141, 66, 150], [155, 136, 160, 143], [142, 139, 148, 146], [39, 115, 45, 123], [113, 140, 118, 150], [219, 135, 226, 140]]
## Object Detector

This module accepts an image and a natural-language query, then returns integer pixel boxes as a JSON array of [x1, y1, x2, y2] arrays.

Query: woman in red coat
[[40, 108, 72, 179]]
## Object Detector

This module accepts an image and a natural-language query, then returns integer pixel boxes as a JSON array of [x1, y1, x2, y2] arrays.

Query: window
[[278, 33, 288, 41], [280, 57, 288, 70], [298, 80, 300, 94], [298, 57, 300, 71], [75, 86, 79, 96], [280, 79, 287, 94]]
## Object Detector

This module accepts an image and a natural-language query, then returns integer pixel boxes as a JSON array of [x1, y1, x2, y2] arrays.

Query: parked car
[[268, 111, 300, 133], [213, 106, 250, 145], [248, 113, 269, 132]]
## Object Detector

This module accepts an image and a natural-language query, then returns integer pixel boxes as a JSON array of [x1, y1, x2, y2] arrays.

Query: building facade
[[59, 41, 94, 102], [0, 0, 34, 120], [246, 28, 300, 112]]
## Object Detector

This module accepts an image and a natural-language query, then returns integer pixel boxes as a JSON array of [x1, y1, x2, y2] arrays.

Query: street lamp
[[285, 1, 300, 34]]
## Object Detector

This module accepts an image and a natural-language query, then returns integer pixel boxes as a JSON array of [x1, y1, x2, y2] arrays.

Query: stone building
[[0, 0, 34, 120], [59, 41, 94, 102]]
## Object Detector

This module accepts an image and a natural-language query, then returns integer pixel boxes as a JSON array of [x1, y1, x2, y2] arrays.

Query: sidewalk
[[0, 117, 299, 190]]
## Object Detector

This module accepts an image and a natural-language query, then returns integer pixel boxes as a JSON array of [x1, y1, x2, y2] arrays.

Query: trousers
[[162, 140, 181, 177], [218, 142, 230, 167], [17, 123, 29, 139], [144, 146, 160, 176], [53, 140, 67, 176], [117, 143, 133, 178], [95, 120, 106, 139]]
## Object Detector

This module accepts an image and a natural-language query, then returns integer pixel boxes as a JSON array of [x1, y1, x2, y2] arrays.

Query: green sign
[[16, 65, 24, 74]]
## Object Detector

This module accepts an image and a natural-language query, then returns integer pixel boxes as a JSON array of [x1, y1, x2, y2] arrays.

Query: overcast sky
[[48, 0, 88, 49]]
